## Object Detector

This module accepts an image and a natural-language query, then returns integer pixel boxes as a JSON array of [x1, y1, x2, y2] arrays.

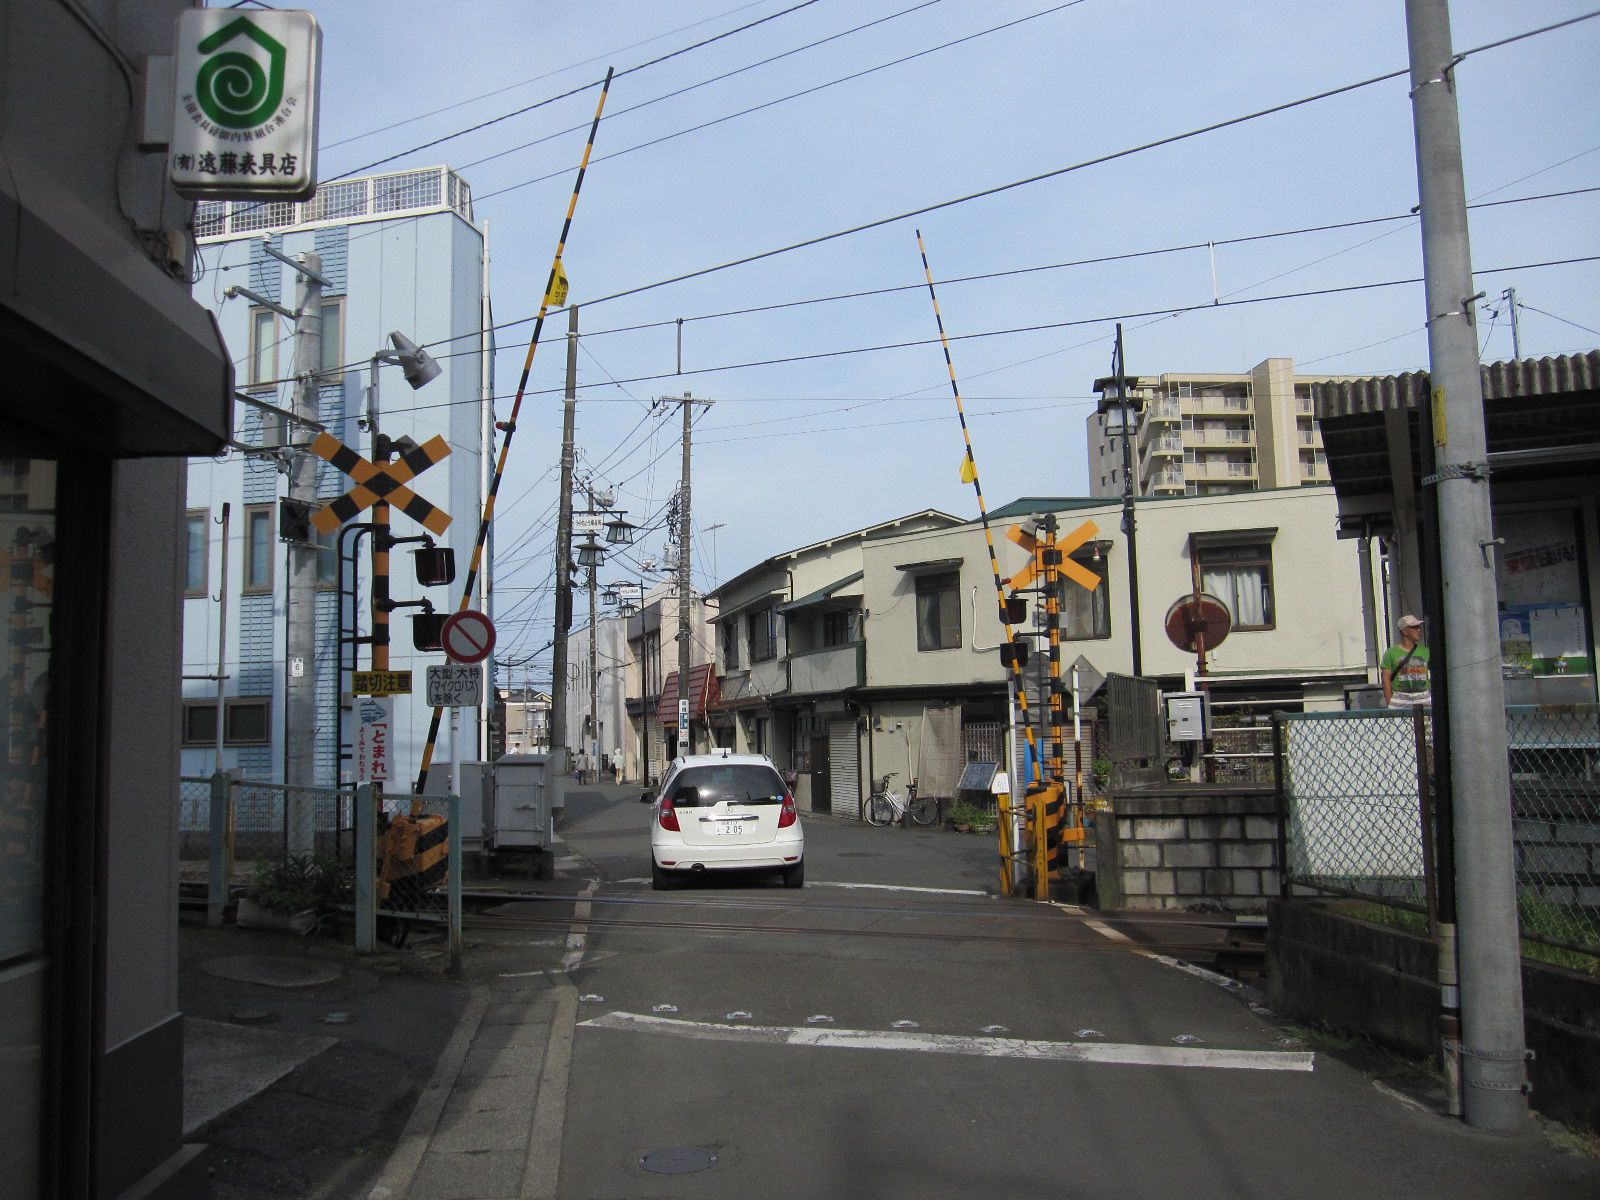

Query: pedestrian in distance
[[1382, 615, 1431, 707], [611, 746, 623, 785], [575, 749, 590, 785]]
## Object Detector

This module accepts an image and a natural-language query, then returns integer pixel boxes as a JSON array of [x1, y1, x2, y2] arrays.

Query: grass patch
[[1343, 900, 1600, 976]]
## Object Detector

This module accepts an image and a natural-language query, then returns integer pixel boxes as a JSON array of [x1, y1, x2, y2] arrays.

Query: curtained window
[[1196, 540, 1274, 629], [915, 571, 961, 651]]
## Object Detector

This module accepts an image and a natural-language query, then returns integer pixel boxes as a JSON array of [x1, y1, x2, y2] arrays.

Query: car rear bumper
[[654, 836, 803, 872]]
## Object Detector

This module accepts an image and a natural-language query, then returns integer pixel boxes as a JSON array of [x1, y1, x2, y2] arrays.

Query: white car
[[646, 751, 804, 890]]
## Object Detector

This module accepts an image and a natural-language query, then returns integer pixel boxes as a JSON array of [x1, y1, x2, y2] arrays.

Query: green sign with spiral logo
[[194, 19, 286, 131], [169, 10, 321, 201]]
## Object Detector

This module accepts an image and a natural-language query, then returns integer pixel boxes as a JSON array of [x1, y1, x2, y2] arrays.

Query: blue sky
[[287, 0, 1600, 679]]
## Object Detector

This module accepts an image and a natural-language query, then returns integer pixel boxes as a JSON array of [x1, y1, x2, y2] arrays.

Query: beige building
[[1087, 357, 1361, 499]]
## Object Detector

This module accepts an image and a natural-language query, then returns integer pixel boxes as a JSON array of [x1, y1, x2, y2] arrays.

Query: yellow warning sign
[[547, 260, 570, 308], [353, 670, 413, 696]]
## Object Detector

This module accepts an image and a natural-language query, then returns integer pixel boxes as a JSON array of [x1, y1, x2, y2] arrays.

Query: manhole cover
[[640, 1146, 717, 1175], [836, 852, 881, 858], [202, 956, 341, 989]]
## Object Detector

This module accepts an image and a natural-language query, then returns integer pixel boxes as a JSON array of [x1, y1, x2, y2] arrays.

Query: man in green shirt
[[1381, 615, 1431, 707]]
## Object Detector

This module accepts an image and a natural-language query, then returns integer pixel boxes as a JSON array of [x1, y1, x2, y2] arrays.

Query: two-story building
[[706, 511, 963, 811]]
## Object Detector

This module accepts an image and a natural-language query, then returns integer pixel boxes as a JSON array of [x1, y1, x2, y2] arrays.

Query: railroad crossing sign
[[1006, 520, 1102, 591], [353, 669, 412, 696], [309, 431, 452, 536], [440, 609, 496, 664]]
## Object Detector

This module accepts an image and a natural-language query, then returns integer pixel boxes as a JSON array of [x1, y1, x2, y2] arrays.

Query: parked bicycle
[[864, 772, 940, 827]]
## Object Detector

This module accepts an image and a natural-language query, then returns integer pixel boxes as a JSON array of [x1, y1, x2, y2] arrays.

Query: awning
[[894, 557, 962, 574], [656, 663, 719, 727], [775, 571, 863, 614], [1, 143, 231, 455]]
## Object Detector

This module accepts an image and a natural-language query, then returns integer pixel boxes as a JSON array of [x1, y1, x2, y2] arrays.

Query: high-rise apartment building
[[183, 166, 491, 790], [1086, 357, 1355, 497]]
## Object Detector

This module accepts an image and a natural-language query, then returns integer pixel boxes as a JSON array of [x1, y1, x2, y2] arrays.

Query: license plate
[[713, 820, 744, 836]]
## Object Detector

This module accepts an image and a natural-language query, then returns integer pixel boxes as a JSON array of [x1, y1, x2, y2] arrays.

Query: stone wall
[[1094, 784, 1279, 911], [1269, 900, 1600, 1132]]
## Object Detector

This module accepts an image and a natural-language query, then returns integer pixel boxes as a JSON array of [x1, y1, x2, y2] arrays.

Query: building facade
[[1087, 357, 1358, 499], [2, 4, 231, 1195], [183, 166, 491, 792], [621, 582, 714, 785]]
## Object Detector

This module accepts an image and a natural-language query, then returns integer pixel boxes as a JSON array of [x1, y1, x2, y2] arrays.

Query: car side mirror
[[641, 791, 655, 805]]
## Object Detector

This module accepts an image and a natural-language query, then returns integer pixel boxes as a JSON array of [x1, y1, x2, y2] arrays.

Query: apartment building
[[183, 166, 491, 790], [1087, 357, 1356, 498]]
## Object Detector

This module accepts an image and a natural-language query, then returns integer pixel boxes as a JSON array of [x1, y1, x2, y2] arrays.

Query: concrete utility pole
[[588, 562, 599, 774], [675, 392, 710, 755], [1405, 0, 1527, 1130], [285, 251, 324, 849], [551, 306, 579, 777]]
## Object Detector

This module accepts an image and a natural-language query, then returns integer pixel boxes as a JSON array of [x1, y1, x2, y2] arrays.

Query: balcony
[[195, 166, 475, 239], [788, 643, 864, 695], [1188, 457, 1256, 480]]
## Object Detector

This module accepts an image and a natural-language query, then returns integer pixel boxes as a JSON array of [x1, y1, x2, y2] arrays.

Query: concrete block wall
[[1094, 785, 1280, 911], [1514, 816, 1600, 907]]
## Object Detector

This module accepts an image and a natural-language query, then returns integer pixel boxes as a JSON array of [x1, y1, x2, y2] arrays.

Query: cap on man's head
[[1399, 614, 1424, 629]]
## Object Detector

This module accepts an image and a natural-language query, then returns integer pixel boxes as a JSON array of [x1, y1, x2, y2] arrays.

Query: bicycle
[[864, 772, 940, 827]]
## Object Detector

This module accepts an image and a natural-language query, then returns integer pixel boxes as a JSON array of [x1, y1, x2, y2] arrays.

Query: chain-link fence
[[1278, 710, 1433, 914], [1277, 704, 1600, 959], [1507, 704, 1600, 955], [179, 775, 461, 966]]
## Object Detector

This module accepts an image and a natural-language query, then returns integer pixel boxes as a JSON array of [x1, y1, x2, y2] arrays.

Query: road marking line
[[813, 881, 989, 896], [1080, 918, 1248, 994], [577, 1012, 1314, 1073], [561, 880, 598, 974]]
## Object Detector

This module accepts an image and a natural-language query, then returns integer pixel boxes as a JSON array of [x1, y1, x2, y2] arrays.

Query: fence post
[[207, 771, 231, 928], [355, 783, 376, 954], [1271, 713, 1289, 898], [448, 793, 462, 973]]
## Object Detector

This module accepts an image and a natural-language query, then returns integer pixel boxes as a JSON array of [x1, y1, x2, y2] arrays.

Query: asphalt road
[[541, 783, 1600, 1200]]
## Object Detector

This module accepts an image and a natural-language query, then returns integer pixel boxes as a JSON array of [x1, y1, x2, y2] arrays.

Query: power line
[[325, 0, 826, 182], [457, 0, 953, 175], [472, 0, 1088, 201]]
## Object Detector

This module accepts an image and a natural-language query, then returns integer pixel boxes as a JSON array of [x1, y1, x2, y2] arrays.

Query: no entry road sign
[[440, 609, 496, 664]]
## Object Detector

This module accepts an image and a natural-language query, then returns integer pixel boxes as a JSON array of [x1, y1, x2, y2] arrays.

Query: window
[[719, 619, 739, 669], [318, 299, 344, 379], [748, 608, 777, 662], [181, 698, 271, 746], [823, 610, 855, 647], [915, 571, 961, 651], [1062, 547, 1111, 639], [186, 508, 209, 596], [666, 763, 785, 806], [243, 504, 274, 593], [751, 716, 769, 755], [1196, 538, 1275, 630], [248, 308, 278, 386]]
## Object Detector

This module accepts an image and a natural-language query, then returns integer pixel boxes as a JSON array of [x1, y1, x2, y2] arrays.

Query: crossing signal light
[[413, 546, 456, 586], [1000, 639, 1029, 669], [412, 612, 446, 652], [278, 498, 313, 543], [1001, 597, 1027, 625]]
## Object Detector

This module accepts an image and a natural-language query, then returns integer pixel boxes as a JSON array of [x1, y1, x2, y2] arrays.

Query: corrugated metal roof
[[1312, 351, 1600, 418]]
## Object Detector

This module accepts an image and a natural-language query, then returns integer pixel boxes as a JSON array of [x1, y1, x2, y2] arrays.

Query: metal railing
[[1275, 705, 1600, 957], [195, 166, 475, 239], [178, 774, 461, 967]]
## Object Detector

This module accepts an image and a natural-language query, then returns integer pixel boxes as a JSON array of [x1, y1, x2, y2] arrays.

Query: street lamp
[[1095, 323, 1143, 676]]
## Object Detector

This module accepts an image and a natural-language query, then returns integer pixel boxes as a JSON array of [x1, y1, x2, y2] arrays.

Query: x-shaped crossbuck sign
[[1006, 520, 1102, 592], [309, 431, 453, 536]]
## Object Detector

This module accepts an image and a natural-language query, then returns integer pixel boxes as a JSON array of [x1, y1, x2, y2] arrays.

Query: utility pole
[[550, 306, 578, 776], [1503, 287, 1522, 360], [285, 251, 324, 850], [1113, 324, 1144, 676], [588, 562, 599, 778], [675, 392, 710, 755], [1405, 0, 1527, 1130]]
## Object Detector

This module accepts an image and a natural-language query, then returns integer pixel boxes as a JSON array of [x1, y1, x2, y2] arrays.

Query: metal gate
[[828, 719, 860, 818]]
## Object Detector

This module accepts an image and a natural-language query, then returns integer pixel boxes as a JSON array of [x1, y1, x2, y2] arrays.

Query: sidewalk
[[181, 786, 621, 1200]]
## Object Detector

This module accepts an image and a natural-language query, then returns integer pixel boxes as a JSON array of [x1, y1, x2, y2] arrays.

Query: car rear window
[[668, 765, 787, 807]]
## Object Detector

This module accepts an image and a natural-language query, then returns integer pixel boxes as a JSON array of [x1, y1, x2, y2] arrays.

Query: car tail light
[[659, 799, 681, 832], [778, 794, 797, 828]]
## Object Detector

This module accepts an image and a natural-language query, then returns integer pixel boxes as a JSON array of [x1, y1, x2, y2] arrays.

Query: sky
[[284, 0, 1600, 683]]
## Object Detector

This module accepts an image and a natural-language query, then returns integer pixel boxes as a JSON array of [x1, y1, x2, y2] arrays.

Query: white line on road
[[578, 1011, 1315, 1073], [811, 881, 989, 896]]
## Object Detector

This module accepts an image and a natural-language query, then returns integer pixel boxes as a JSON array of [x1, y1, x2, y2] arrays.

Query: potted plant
[[945, 799, 989, 833], [237, 853, 351, 935]]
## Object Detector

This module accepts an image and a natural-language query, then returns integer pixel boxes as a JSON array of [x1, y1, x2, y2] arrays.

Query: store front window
[[0, 452, 55, 1196]]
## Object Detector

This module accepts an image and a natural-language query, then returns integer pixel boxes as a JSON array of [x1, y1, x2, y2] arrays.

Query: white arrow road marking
[[578, 1012, 1315, 1073]]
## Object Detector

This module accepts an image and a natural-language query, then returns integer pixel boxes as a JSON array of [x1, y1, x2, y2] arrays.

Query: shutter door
[[827, 719, 859, 818]]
